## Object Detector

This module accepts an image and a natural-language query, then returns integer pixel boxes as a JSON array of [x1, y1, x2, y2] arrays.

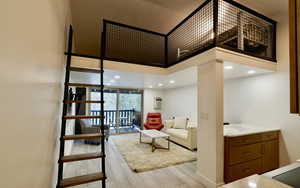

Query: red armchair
[[144, 113, 164, 130]]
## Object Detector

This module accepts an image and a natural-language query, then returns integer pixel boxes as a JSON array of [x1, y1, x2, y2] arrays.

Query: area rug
[[111, 133, 196, 172]]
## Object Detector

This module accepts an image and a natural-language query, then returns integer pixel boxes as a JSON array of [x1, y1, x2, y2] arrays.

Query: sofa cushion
[[173, 117, 187, 129], [165, 128, 188, 140]]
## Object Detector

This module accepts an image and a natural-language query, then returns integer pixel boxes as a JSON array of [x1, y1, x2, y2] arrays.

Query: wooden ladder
[[56, 25, 106, 188]]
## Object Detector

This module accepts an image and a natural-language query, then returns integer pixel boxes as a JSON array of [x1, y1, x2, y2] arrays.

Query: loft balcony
[[101, 0, 276, 68]]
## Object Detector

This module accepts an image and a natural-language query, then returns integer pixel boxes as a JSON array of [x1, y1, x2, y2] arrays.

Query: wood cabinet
[[262, 140, 279, 173], [224, 131, 279, 183], [289, 0, 300, 113]]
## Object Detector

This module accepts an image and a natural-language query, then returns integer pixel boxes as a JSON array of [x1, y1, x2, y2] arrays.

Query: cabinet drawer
[[227, 159, 262, 183], [262, 131, 278, 141], [229, 134, 262, 147], [229, 143, 262, 165]]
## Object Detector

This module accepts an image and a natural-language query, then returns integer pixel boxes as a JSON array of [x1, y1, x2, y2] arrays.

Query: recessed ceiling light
[[149, 85, 153, 88], [114, 75, 120, 79], [158, 83, 163, 87], [110, 79, 115, 83], [169, 80, 175, 84], [248, 70, 256, 74], [224, 65, 233, 70]]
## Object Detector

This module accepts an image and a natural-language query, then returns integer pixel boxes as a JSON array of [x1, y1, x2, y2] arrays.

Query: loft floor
[[64, 134, 205, 188]]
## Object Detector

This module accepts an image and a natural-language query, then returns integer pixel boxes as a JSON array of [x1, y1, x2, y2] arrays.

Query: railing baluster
[[96, 111, 98, 125], [127, 110, 129, 126], [98, 111, 100, 124], [110, 111, 113, 127], [119, 111, 121, 127], [113, 111, 115, 127], [111, 111, 113, 127], [90, 109, 137, 128], [126, 110, 128, 126], [129, 110, 132, 126], [104, 111, 106, 125], [109, 111, 111, 126]]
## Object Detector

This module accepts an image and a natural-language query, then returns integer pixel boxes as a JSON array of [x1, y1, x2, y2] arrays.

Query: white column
[[197, 59, 224, 188]]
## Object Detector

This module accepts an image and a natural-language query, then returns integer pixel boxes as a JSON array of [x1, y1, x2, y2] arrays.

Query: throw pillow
[[173, 117, 187, 129], [187, 121, 197, 128], [148, 118, 160, 124], [165, 120, 175, 128]]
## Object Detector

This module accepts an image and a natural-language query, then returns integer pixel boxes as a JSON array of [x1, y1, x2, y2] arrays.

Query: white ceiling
[[70, 0, 287, 56], [70, 62, 273, 89], [236, 0, 288, 18], [70, 0, 204, 56]]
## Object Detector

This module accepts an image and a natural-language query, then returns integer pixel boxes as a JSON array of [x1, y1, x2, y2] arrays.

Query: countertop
[[264, 162, 300, 178], [220, 175, 292, 188], [224, 124, 280, 137], [222, 162, 300, 188]]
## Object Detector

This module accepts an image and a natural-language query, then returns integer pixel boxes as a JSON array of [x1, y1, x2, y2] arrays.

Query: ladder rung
[[59, 172, 105, 187], [63, 133, 103, 140], [63, 100, 104, 104], [65, 82, 102, 88], [60, 152, 104, 163], [63, 115, 104, 119], [69, 67, 103, 73]]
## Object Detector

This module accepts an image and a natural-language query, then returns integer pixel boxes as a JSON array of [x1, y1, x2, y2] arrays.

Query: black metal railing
[[102, 0, 276, 67], [90, 109, 135, 128], [167, 0, 214, 66], [216, 0, 276, 62], [103, 20, 166, 67]]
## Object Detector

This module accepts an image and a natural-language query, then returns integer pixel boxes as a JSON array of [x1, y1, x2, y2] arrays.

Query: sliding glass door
[[90, 88, 143, 134], [118, 91, 142, 132]]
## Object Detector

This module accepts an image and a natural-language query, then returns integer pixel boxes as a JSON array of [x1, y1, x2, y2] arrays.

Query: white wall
[[0, 0, 72, 187], [224, 13, 300, 165], [143, 89, 164, 124], [163, 85, 198, 122], [143, 85, 198, 124]]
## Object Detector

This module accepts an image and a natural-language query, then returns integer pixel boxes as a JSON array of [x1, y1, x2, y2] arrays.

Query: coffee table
[[139, 129, 170, 152]]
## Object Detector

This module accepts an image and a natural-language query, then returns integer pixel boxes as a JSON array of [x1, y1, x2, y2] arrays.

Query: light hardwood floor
[[64, 134, 205, 188]]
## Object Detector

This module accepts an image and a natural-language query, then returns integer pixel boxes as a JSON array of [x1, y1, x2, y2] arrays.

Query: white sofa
[[162, 117, 197, 150]]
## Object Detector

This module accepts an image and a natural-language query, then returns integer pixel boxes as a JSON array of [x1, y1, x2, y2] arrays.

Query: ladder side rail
[[100, 21, 107, 188], [57, 25, 73, 187]]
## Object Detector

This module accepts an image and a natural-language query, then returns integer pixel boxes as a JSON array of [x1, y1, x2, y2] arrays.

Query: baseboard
[[197, 172, 225, 188]]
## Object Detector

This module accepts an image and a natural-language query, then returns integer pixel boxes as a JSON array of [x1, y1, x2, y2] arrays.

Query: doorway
[[89, 88, 143, 134]]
